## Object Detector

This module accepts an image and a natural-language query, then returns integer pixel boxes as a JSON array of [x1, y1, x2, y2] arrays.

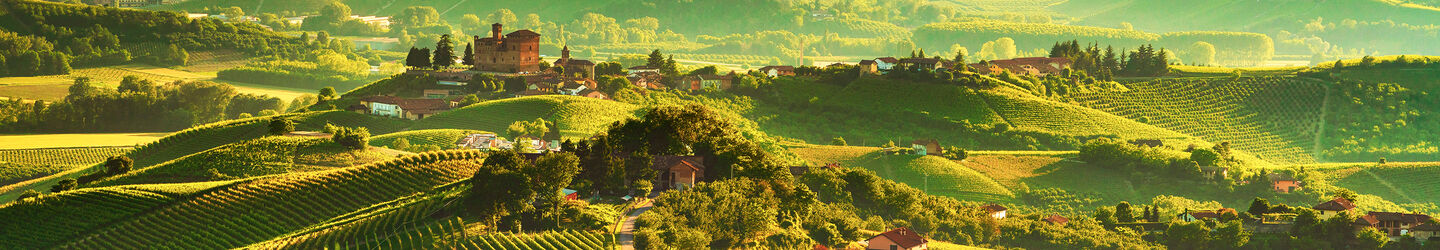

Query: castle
[[473, 23, 540, 73]]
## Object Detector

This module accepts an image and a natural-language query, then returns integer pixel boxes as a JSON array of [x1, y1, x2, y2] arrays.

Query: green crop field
[[3, 150, 490, 249], [0, 147, 133, 186], [1071, 77, 1325, 165], [1325, 163, 1440, 206], [412, 96, 643, 139], [981, 87, 1192, 140], [370, 129, 489, 151], [790, 144, 1014, 202], [0, 180, 236, 247], [91, 136, 394, 187], [250, 185, 470, 249]]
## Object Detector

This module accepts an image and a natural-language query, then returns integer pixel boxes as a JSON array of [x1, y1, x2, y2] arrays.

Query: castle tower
[[491, 23, 503, 40], [561, 46, 571, 60]]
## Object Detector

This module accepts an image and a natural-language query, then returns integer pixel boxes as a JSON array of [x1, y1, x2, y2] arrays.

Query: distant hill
[[1052, 0, 1440, 33]]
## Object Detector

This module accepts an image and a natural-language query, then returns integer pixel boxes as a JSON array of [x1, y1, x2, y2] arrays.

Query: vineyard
[[91, 136, 393, 187], [37, 150, 489, 249], [0, 146, 131, 166], [461, 230, 615, 250], [412, 96, 642, 139], [250, 185, 470, 249], [0, 181, 235, 248], [1070, 77, 1326, 165], [979, 87, 1191, 140], [1332, 163, 1440, 206]]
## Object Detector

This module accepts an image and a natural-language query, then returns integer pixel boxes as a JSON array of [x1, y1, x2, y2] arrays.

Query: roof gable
[[868, 227, 927, 249]]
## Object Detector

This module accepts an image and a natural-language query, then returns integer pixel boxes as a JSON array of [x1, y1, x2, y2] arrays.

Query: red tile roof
[[758, 66, 794, 72], [876, 57, 899, 64], [1312, 197, 1356, 211], [869, 227, 927, 249], [506, 30, 540, 37], [360, 96, 452, 114], [982, 204, 1007, 213], [1044, 214, 1069, 225]]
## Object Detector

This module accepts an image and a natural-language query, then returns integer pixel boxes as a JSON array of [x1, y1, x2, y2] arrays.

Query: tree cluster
[[0, 76, 286, 133]]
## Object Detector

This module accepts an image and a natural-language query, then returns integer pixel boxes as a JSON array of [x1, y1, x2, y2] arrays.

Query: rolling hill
[[789, 144, 1014, 202], [1051, 0, 1440, 33], [89, 136, 396, 187], [411, 95, 644, 139]]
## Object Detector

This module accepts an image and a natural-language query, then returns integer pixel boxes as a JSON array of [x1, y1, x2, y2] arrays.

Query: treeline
[[1051, 40, 1171, 78], [0, 30, 71, 76], [0, 76, 286, 133], [216, 32, 391, 90], [913, 21, 1274, 66]]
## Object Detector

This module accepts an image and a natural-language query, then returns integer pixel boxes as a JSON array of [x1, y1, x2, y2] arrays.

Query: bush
[[331, 126, 371, 150], [267, 117, 294, 135], [50, 178, 77, 192], [18, 190, 41, 200], [104, 156, 133, 175]]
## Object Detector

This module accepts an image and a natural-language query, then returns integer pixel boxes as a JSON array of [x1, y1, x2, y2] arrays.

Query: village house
[[874, 57, 899, 71], [1410, 223, 1440, 241], [1269, 173, 1302, 193], [627, 65, 660, 75], [360, 96, 453, 120], [577, 89, 609, 100], [455, 133, 501, 150], [911, 139, 941, 156], [473, 23, 541, 73], [562, 188, 580, 201], [627, 72, 665, 90], [652, 156, 706, 191], [858, 60, 879, 75], [982, 204, 1008, 219], [1312, 197, 1356, 219], [552, 46, 596, 77], [1177, 208, 1236, 222], [865, 227, 929, 250], [1043, 214, 1070, 226], [757, 66, 796, 77], [423, 89, 457, 99], [897, 58, 943, 71], [967, 63, 1004, 76], [1198, 166, 1228, 180], [1354, 212, 1434, 238], [681, 74, 734, 91], [557, 80, 591, 95]]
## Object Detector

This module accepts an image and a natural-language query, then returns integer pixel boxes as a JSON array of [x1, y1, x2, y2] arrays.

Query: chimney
[[491, 23, 503, 40]]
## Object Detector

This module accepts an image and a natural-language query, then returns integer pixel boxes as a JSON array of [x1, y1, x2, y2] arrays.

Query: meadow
[[412, 96, 643, 139]]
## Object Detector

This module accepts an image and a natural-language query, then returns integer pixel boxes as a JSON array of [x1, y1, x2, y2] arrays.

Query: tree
[[315, 31, 331, 48], [417, 48, 432, 69], [1355, 227, 1388, 250], [646, 49, 664, 68], [530, 152, 582, 197], [1165, 220, 1211, 249], [1334, 189, 1359, 203], [392, 138, 411, 151], [1247, 197, 1270, 216], [633, 179, 653, 199], [831, 137, 847, 146], [462, 43, 475, 66], [433, 34, 456, 69], [51, 178, 77, 192], [104, 156, 133, 175], [811, 223, 846, 248], [318, 87, 337, 101], [1094, 207, 1117, 226], [222, 7, 245, 20], [467, 166, 535, 230], [1190, 148, 1221, 166], [1116, 201, 1135, 223], [1188, 41, 1216, 66], [268, 117, 294, 135], [331, 127, 370, 150], [995, 37, 1017, 59], [1209, 220, 1250, 248]]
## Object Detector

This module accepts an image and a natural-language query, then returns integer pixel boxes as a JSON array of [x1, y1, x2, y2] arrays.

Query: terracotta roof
[[859, 60, 876, 65], [506, 30, 540, 37], [868, 227, 927, 249], [758, 66, 794, 72], [876, 57, 899, 64], [1367, 212, 1432, 223], [1044, 214, 1069, 225], [899, 58, 942, 64], [1413, 223, 1440, 231], [361, 96, 452, 114], [982, 204, 1007, 213], [1268, 173, 1298, 182], [1354, 214, 1381, 226], [578, 89, 608, 99], [652, 155, 705, 171], [1312, 197, 1356, 211]]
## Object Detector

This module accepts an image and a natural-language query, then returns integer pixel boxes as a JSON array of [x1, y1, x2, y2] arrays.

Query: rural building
[[1353, 212, 1434, 238], [865, 227, 928, 250], [982, 204, 1008, 219], [897, 58, 943, 71], [423, 89, 457, 99], [473, 23, 541, 73], [1268, 173, 1302, 193], [558, 80, 591, 95], [577, 89, 609, 100], [562, 188, 580, 201], [1043, 214, 1069, 226], [1177, 208, 1234, 222], [1312, 197, 1356, 219], [652, 156, 706, 191], [911, 139, 941, 156], [627, 65, 659, 74], [858, 60, 879, 75], [968, 63, 1004, 75], [757, 66, 795, 77], [1198, 166, 1228, 180], [455, 133, 500, 150], [360, 96, 453, 120], [682, 74, 734, 91], [552, 46, 596, 77], [1128, 139, 1163, 147], [1410, 223, 1440, 241], [874, 57, 899, 70], [627, 72, 665, 89]]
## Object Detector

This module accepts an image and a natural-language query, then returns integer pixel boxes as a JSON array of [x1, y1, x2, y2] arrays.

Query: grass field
[[981, 87, 1192, 140], [412, 95, 643, 139], [789, 144, 1014, 202], [0, 133, 166, 149]]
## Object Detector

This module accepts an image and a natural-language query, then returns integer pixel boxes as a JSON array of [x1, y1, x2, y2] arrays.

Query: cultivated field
[[0, 133, 165, 149], [789, 144, 1014, 202]]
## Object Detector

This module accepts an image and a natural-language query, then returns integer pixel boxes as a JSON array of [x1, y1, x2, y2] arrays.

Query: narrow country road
[[617, 200, 653, 250]]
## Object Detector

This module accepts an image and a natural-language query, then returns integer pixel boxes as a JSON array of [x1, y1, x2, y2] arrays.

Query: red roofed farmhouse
[[1312, 197, 1356, 219], [652, 156, 706, 191], [360, 96, 454, 120], [866, 227, 928, 250]]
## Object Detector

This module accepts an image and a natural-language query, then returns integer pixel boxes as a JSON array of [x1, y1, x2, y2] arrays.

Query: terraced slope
[[980, 87, 1191, 140], [789, 144, 1013, 202], [19, 151, 489, 249], [412, 96, 643, 139], [91, 136, 394, 187], [1071, 77, 1325, 164]]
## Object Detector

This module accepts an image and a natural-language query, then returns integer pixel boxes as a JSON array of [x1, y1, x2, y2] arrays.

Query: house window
[[890, 245, 898, 250]]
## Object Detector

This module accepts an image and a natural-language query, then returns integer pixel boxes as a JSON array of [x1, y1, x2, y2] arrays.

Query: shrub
[[50, 178, 77, 192], [268, 117, 295, 135], [331, 126, 371, 150], [104, 155, 133, 175]]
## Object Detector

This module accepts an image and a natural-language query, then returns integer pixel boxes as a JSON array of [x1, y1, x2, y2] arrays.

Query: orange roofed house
[[1354, 212, 1433, 238], [652, 156, 706, 191], [866, 227, 929, 250], [360, 96, 454, 120], [1312, 197, 1356, 219], [473, 23, 541, 73], [1269, 173, 1302, 193]]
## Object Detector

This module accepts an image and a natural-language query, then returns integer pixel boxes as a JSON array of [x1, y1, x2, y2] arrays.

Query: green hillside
[[0, 147, 132, 186], [1321, 163, 1440, 207], [1071, 77, 1325, 165], [412, 95, 643, 139], [980, 86, 1191, 140], [1052, 0, 1440, 33], [789, 144, 1014, 202], [5, 150, 488, 249], [370, 129, 489, 152], [90, 136, 395, 187]]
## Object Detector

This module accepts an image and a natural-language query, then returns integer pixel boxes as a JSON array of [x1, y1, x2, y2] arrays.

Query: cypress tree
[[432, 34, 456, 69], [462, 43, 475, 66]]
